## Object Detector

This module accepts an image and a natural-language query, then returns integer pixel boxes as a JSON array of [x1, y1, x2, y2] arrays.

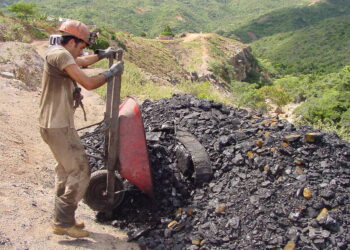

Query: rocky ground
[[1, 39, 349, 250], [83, 94, 350, 250], [0, 40, 138, 250]]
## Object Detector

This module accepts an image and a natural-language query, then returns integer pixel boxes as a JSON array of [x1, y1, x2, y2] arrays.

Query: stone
[[295, 166, 304, 174], [191, 240, 201, 246], [284, 240, 296, 250], [316, 208, 329, 222], [168, 221, 178, 228], [303, 188, 313, 199], [0, 71, 15, 78], [283, 134, 301, 143], [305, 132, 323, 143], [255, 140, 264, 148], [215, 204, 226, 214]]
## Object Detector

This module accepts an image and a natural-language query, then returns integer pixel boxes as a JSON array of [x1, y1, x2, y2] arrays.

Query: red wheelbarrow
[[80, 51, 153, 217]]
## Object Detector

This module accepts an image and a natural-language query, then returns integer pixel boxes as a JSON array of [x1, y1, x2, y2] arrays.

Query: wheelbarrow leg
[[105, 51, 123, 218]]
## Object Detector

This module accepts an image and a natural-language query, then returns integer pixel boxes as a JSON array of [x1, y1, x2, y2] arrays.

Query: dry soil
[[0, 40, 139, 250]]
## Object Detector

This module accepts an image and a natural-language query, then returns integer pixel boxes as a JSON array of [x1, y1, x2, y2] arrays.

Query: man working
[[39, 19, 123, 238]]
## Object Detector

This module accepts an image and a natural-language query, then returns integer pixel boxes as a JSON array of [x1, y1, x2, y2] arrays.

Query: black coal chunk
[[81, 94, 350, 250]]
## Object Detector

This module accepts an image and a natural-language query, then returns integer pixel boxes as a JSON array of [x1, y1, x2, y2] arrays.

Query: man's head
[[60, 35, 87, 58], [59, 20, 90, 58]]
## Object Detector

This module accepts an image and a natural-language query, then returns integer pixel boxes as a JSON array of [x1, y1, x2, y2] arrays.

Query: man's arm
[[76, 54, 100, 68], [75, 48, 118, 67], [64, 61, 123, 90], [64, 64, 106, 90]]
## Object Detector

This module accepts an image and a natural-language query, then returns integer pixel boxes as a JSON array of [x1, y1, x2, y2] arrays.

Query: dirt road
[[0, 40, 139, 249]]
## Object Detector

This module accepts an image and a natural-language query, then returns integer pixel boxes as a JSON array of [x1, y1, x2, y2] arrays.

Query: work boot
[[52, 220, 85, 229], [75, 221, 85, 228], [53, 225, 89, 238]]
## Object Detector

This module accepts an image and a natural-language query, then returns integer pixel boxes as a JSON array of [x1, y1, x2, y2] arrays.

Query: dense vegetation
[[232, 0, 350, 43], [1, 0, 308, 37], [1, 0, 349, 140], [231, 67, 350, 140], [0, 6, 53, 42], [225, 0, 350, 139], [251, 15, 350, 75]]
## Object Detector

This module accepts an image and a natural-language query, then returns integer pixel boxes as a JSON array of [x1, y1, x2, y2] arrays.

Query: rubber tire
[[83, 170, 124, 211]]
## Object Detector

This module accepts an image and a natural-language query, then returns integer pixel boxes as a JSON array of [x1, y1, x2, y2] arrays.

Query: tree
[[160, 25, 174, 36], [8, 2, 37, 20]]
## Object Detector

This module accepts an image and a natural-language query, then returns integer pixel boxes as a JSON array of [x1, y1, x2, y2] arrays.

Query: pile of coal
[[82, 94, 350, 250]]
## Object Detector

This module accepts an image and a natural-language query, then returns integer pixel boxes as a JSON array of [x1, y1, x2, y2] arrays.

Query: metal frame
[[78, 51, 123, 217]]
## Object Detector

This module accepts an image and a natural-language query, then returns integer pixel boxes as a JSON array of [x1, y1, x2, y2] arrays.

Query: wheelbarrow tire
[[83, 169, 124, 211]]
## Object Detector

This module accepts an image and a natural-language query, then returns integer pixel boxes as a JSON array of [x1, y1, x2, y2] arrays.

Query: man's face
[[72, 40, 87, 58]]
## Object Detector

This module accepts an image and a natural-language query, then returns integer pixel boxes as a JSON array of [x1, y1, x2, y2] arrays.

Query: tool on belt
[[73, 81, 87, 121]]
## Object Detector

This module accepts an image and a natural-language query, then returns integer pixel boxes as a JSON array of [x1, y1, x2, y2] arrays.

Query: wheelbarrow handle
[[105, 50, 123, 217], [116, 49, 123, 61]]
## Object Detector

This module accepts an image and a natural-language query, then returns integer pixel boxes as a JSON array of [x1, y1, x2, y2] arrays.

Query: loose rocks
[[82, 94, 350, 249]]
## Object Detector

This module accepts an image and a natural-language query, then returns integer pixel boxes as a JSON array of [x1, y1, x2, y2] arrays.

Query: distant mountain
[[232, 0, 350, 42], [251, 14, 350, 74], [1, 0, 309, 37], [0, 0, 15, 8]]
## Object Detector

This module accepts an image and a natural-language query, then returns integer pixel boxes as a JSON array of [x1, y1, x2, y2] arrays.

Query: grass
[[0, 14, 50, 42], [95, 60, 174, 101], [94, 60, 234, 106], [294, 119, 350, 142], [180, 41, 203, 72], [177, 81, 234, 105]]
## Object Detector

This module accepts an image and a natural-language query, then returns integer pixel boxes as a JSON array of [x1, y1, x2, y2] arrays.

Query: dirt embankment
[[0, 40, 138, 249]]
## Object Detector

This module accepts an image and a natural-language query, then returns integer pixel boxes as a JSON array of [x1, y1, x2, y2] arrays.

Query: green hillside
[[0, 13, 52, 42], [251, 14, 350, 74], [232, 0, 350, 42], [1, 0, 309, 37], [1, 1, 349, 139]]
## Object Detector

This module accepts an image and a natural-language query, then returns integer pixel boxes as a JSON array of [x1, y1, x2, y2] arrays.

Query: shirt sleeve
[[47, 48, 76, 71], [57, 50, 76, 71]]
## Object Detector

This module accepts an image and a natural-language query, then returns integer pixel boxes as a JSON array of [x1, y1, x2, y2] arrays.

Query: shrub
[[177, 81, 233, 105], [294, 89, 349, 124], [114, 37, 127, 51], [208, 60, 235, 84], [8, 2, 37, 20], [259, 85, 292, 108], [160, 25, 174, 36], [230, 81, 268, 112], [342, 65, 350, 73], [340, 109, 350, 129], [90, 37, 109, 51], [29, 26, 48, 39]]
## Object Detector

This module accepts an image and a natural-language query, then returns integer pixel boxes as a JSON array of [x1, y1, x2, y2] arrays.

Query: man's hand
[[101, 61, 124, 79], [96, 47, 117, 59]]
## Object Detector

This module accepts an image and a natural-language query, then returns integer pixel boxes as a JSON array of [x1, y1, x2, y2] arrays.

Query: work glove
[[95, 47, 117, 59], [101, 61, 124, 79]]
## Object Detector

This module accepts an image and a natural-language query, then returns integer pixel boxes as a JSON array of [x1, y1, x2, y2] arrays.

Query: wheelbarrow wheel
[[83, 170, 124, 211]]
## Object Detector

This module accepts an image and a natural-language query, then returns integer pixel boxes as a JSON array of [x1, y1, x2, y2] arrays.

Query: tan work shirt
[[39, 45, 76, 128]]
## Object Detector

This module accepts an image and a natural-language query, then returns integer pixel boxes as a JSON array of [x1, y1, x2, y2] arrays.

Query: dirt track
[[0, 40, 139, 249]]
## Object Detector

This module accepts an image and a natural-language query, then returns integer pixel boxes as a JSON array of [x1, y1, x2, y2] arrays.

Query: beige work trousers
[[40, 127, 91, 228]]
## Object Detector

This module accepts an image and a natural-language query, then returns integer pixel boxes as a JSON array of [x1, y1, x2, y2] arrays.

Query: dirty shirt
[[39, 45, 76, 128]]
